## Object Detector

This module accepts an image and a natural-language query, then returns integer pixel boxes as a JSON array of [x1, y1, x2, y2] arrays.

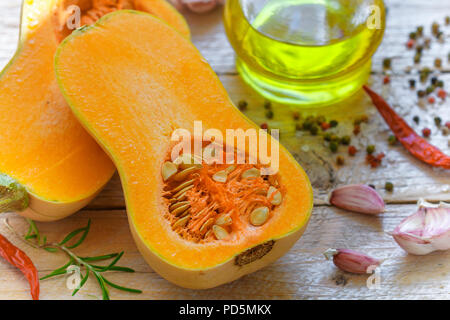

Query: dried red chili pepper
[[0, 234, 39, 300], [363, 85, 450, 170]]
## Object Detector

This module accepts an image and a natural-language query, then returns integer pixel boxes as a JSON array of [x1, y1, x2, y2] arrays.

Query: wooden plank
[[0, 204, 448, 300], [0, 0, 449, 301]]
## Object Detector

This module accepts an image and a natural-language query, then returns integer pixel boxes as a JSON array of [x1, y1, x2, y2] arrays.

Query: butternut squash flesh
[[0, 0, 189, 221], [55, 11, 313, 288]]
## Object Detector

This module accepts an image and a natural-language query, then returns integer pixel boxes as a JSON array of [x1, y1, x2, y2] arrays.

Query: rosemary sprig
[[5, 218, 142, 300]]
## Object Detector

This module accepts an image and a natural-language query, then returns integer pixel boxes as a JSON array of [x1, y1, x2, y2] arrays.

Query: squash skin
[[130, 219, 309, 289], [0, 0, 189, 221], [55, 11, 313, 288]]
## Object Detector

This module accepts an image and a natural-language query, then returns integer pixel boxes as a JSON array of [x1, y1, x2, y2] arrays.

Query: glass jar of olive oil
[[224, 0, 385, 107]]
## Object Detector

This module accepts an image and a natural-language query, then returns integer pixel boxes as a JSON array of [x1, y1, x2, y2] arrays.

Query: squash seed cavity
[[162, 143, 284, 243]]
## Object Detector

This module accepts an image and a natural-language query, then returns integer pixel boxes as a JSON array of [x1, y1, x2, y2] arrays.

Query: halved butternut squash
[[0, 0, 189, 221], [55, 11, 313, 288]]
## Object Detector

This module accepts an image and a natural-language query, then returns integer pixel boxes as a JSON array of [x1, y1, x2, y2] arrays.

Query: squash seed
[[204, 229, 212, 239], [199, 218, 215, 234], [172, 179, 194, 193], [173, 215, 190, 229], [169, 201, 189, 212], [215, 213, 232, 226], [174, 153, 202, 169], [267, 186, 282, 205], [171, 203, 190, 216], [242, 168, 260, 179], [225, 165, 236, 174], [250, 206, 269, 226], [162, 161, 178, 181], [178, 208, 191, 218], [268, 175, 279, 186], [212, 225, 229, 240], [172, 184, 194, 200], [173, 165, 202, 182], [213, 170, 228, 183], [173, 190, 188, 202]]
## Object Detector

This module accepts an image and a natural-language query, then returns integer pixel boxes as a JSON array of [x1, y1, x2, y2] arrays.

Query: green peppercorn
[[413, 115, 420, 124], [324, 132, 332, 141], [264, 100, 272, 110], [382, 58, 391, 69], [366, 145, 375, 154], [432, 22, 440, 35], [426, 86, 434, 95], [414, 53, 421, 64], [416, 25, 424, 36], [434, 116, 442, 127], [385, 182, 394, 192], [330, 134, 339, 142], [265, 110, 274, 119], [340, 135, 351, 145], [309, 124, 319, 136], [409, 32, 417, 40], [329, 141, 338, 153], [415, 45, 423, 54], [238, 100, 248, 111], [302, 121, 312, 131], [388, 135, 397, 145], [329, 120, 338, 127], [316, 115, 326, 125], [424, 38, 431, 48], [436, 80, 444, 88], [435, 58, 442, 68]]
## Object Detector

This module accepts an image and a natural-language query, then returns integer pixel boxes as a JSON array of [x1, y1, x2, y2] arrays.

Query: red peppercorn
[[383, 76, 390, 84], [348, 145, 357, 156], [353, 124, 361, 135], [320, 122, 331, 131], [446, 121, 450, 129], [366, 152, 385, 168], [422, 127, 431, 137], [427, 96, 435, 104], [437, 89, 447, 99], [260, 123, 268, 130], [407, 39, 415, 49]]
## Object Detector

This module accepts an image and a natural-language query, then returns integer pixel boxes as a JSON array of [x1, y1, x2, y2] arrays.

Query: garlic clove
[[391, 205, 450, 255], [168, 0, 185, 11], [324, 248, 381, 274], [329, 184, 385, 214], [183, 0, 218, 14]]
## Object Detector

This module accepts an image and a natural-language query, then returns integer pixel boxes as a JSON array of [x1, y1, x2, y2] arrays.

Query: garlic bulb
[[391, 200, 450, 255]]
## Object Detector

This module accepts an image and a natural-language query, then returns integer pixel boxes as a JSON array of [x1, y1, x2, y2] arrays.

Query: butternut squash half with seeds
[[0, 0, 189, 221], [55, 11, 313, 288]]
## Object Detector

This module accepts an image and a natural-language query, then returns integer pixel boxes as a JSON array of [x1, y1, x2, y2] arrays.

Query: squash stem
[[0, 173, 29, 213]]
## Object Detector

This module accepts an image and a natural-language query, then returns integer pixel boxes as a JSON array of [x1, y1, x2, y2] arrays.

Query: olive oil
[[224, 0, 385, 106]]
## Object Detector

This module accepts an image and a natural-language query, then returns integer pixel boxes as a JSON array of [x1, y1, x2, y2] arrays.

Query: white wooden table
[[0, 0, 449, 300]]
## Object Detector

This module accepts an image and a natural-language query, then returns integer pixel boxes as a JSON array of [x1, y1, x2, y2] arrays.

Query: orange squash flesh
[[0, 0, 189, 221], [55, 11, 313, 287]]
